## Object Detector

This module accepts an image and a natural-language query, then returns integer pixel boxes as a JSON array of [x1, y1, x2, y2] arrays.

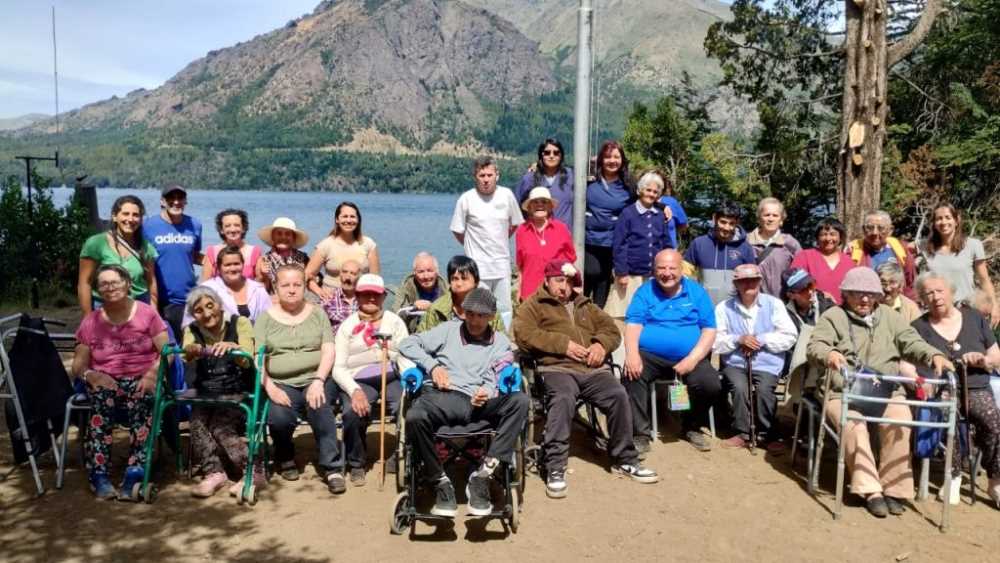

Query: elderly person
[[515, 186, 575, 301], [790, 216, 855, 304], [254, 264, 345, 494], [923, 204, 999, 325], [201, 208, 261, 281], [306, 202, 380, 300], [515, 260, 657, 498], [807, 267, 953, 518], [417, 255, 504, 333], [515, 138, 576, 230], [713, 264, 797, 451], [876, 262, 921, 323], [906, 272, 1000, 507], [747, 197, 802, 298], [256, 217, 311, 294], [623, 249, 722, 453], [399, 288, 529, 518], [683, 200, 756, 305], [607, 171, 673, 319], [322, 259, 361, 336], [783, 268, 836, 331], [847, 210, 917, 299], [181, 286, 260, 498], [71, 265, 169, 499], [392, 252, 448, 333], [332, 274, 414, 487], [183, 246, 270, 327]]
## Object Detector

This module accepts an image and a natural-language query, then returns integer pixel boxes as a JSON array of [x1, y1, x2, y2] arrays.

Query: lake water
[[50, 187, 483, 287]]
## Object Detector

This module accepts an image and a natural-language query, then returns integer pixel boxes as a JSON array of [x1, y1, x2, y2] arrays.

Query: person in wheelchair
[[72, 264, 170, 500], [807, 267, 954, 518], [713, 264, 797, 452], [514, 259, 658, 499], [332, 274, 414, 487], [398, 287, 529, 517], [416, 255, 504, 333], [181, 286, 262, 498]]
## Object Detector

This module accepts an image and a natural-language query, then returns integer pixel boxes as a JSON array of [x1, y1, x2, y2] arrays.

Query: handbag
[[847, 365, 896, 418], [666, 381, 691, 411]]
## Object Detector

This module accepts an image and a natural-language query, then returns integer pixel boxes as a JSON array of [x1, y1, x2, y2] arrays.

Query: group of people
[[68, 142, 1000, 523]]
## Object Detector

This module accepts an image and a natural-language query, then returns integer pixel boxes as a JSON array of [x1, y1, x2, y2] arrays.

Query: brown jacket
[[513, 286, 621, 373]]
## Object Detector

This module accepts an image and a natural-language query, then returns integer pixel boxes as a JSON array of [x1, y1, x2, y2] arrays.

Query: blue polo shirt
[[625, 277, 715, 361]]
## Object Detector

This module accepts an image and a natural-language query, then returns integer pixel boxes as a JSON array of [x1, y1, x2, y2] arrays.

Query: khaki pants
[[824, 399, 914, 499]]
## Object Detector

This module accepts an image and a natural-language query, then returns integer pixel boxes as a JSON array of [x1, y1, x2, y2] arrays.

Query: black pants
[[338, 380, 403, 469], [267, 379, 340, 471], [625, 351, 722, 437], [541, 368, 638, 471], [405, 388, 529, 481], [161, 303, 185, 345], [955, 387, 1000, 479], [721, 366, 780, 441], [584, 244, 613, 308]]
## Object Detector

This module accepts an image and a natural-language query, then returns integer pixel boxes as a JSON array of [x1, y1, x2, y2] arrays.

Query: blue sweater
[[612, 202, 672, 276], [584, 177, 633, 247]]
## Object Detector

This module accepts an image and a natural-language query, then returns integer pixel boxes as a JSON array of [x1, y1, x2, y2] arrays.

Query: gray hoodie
[[398, 319, 514, 398]]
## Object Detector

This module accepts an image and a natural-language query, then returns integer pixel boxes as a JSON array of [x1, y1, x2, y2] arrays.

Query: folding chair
[[649, 380, 716, 440], [0, 314, 75, 495]]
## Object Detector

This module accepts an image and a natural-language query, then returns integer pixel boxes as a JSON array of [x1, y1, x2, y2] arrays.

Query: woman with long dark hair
[[923, 204, 999, 325], [305, 201, 381, 302], [77, 195, 158, 315], [515, 138, 576, 231], [584, 140, 634, 307]]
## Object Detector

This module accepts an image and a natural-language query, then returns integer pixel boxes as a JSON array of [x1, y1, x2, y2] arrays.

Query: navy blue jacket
[[612, 202, 672, 276], [584, 177, 633, 247]]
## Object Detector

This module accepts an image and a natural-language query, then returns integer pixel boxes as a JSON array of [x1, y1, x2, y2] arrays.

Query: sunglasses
[[542, 150, 561, 156]]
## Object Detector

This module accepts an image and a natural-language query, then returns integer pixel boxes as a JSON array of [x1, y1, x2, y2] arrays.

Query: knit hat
[[543, 259, 582, 287], [356, 274, 385, 294], [839, 267, 883, 296], [732, 263, 763, 281], [462, 287, 497, 315], [782, 268, 815, 292]]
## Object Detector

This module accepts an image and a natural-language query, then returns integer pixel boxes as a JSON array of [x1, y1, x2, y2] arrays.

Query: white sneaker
[[937, 474, 961, 505]]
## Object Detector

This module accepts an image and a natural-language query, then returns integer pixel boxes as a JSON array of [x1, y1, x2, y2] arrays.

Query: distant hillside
[[0, 113, 49, 131]]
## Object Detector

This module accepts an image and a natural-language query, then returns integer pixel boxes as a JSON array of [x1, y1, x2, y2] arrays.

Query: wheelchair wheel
[[390, 492, 412, 535], [141, 483, 157, 504], [524, 445, 541, 475], [394, 453, 406, 492]]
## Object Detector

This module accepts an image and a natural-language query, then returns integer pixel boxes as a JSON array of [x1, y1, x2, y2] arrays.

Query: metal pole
[[572, 0, 593, 273], [14, 153, 59, 309]]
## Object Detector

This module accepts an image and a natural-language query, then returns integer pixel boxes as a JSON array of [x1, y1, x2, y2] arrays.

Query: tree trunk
[[837, 0, 943, 238]]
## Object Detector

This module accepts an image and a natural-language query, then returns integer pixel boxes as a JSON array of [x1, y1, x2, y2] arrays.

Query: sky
[[0, 1, 754, 120], [0, 0, 320, 118]]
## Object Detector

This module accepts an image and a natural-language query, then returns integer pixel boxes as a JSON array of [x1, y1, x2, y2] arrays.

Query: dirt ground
[[2, 306, 1000, 562]]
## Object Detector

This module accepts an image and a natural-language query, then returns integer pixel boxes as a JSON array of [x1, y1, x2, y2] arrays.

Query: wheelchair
[[390, 366, 528, 536], [137, 345, 270, 505]]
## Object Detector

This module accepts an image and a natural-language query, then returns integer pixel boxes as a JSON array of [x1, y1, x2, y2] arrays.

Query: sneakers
[[937, 474, 962, 505], [545, 469, 568, 499], [118, 466, 145, 501], [684, 430, 712, 452], [278, 461, 300, 481], [192, 471, 228, 498], [350, 467, 366, 487], [612, 463, 660, 484], [89, 472, 117, 500], [466, 472, 493, 516], [722, 435, 748, 449], [326, 471, 347, 494], [431, 477, 458, 517]]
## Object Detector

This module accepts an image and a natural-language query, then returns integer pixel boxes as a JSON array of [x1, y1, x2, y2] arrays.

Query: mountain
[[18, 0, 557, 148], [0, 113, 49, 131], [461, 0, 730, 87]]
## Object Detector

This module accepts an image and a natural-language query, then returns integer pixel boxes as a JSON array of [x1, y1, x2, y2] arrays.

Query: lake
[[50, 187, 489, 288]]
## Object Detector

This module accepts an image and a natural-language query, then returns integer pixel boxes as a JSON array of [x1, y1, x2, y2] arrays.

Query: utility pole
[[14, 152, 59, 309], [572, 0, 593, 273]]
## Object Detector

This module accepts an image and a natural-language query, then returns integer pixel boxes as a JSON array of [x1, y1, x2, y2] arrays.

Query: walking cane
[[745, 351, 758, 455], [373, 332, 392, 491]]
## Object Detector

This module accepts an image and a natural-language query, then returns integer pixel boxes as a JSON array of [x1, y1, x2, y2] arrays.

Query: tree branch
[[887, 0, 944, 67], [722, 37, 844, 59], [890, 68, 951, 110]]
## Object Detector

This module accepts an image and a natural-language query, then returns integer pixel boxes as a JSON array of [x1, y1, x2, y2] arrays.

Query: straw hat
[[258, 217, 309, 248], [521, 186, 557, 211]]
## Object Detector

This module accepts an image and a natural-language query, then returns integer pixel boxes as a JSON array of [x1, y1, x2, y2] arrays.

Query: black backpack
[[189, 316, 254, 395]]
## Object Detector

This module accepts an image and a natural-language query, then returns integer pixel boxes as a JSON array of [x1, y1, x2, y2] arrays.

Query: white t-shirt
[[925, 237, 986, 304], [450, 186, 523, 279]]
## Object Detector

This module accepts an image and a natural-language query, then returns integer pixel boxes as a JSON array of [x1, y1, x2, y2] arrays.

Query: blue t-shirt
[[145, 214, 202, 305], [625, 277, 716, 361], [659, 195, 688, 249], [869, 245, 898, 271]]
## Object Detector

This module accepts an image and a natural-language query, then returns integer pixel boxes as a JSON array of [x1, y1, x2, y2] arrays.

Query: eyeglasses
[[97, 280, 127, 291], [542, 150, 561, 157], [862, 224, 890, 234]]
